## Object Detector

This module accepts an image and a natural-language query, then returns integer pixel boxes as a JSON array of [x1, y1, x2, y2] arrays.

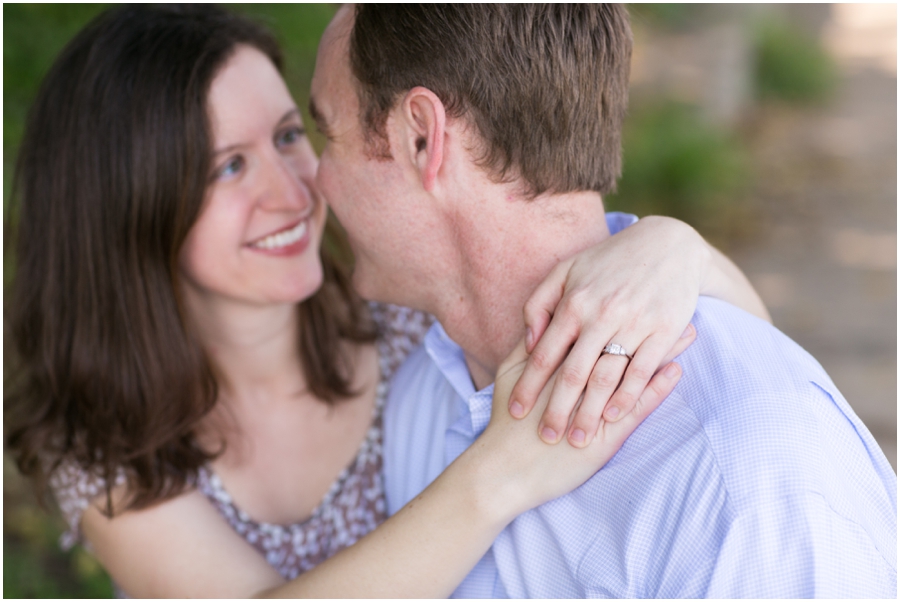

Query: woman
[[5, 5, 768, 597]]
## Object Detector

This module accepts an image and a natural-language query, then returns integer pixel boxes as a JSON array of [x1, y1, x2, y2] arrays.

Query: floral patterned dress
[[50, 303, 433, 584]]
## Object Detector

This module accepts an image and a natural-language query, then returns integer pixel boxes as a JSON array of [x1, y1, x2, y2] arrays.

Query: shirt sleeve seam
[[577, 390, 737, 597]]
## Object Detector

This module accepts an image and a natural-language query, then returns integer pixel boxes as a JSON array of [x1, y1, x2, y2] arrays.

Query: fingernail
[[604, 406, 620, 420], [510, 401, 524, 418], [664, 363, 680, 378], [540, 425, 557, 442], [569, 428, 585, 444], [525, 327, 534, 350], [681, 324, 694, 338]]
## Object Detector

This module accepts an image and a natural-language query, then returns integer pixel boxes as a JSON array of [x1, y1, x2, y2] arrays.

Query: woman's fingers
[[521, 259, 574, 353], [509, 288, 593, 420], [564, 353, 630, 446], [601, 335, 671, 423], [565, 325, 697, 447], [492, 340, 531, 414], [600, 361, 683, 448], [532, 327, 617, 443], [604, 324, 697, 421], [556, 332, 644, 446], [539, 328, 643, 445], [516, 319, 699, 446], [659, 323, 696, 366]]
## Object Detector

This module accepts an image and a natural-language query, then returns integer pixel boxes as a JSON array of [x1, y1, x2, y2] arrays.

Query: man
[[310, 4, 896, 597]]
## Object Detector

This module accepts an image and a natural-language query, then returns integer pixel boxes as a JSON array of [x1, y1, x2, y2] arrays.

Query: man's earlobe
[[402, 86, 445, 192]]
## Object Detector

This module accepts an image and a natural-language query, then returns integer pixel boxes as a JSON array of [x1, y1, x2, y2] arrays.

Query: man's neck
[[430, 189, 611, 390]]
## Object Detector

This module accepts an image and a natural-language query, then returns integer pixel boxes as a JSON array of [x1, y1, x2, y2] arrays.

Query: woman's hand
[[475, 339, 683, 520], [508, 215, 767, 448]]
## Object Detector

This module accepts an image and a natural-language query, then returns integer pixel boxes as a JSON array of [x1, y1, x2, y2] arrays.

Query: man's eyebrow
[[308, 97, 330, 135]]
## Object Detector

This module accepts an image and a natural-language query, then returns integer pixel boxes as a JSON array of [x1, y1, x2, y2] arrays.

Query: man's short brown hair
[[350, 4, 632, 197]]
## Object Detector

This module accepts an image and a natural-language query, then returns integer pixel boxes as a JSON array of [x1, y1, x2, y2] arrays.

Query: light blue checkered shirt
[[383, 213, 897, 598]]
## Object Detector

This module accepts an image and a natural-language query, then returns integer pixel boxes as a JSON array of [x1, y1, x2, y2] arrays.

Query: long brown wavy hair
[[4, 5, 375, 515]]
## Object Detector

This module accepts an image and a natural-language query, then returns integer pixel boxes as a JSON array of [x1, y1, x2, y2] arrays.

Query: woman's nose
[[256, 152, 312, 212]]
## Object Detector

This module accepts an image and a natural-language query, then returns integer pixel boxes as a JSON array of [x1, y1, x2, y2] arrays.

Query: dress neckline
[[198, 374, 387, 531]]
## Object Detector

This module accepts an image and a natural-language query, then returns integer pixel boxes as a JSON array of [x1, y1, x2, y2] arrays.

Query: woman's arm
[[265, 342, 685, 598], [81, 341, 688, 598], [509, 215, 769, 447]]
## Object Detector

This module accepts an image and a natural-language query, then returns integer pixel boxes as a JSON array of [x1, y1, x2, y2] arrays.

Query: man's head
[[310, 4, 632, 314], [349, 4, 632, 198]]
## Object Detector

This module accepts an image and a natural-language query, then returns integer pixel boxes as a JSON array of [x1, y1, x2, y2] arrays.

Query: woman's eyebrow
[[277, 108, 301, 126], [213, 109, 304, 156], [213, 142, 246, 157]]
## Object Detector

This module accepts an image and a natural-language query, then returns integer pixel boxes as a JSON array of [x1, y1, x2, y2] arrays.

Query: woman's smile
[[247, 218, 311, 255]]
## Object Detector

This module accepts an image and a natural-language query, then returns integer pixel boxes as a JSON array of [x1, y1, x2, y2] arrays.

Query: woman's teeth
[[251, 220, 307, 250]]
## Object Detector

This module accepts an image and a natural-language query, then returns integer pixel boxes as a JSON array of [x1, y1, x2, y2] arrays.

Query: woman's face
[[179, 45, 326, 308]]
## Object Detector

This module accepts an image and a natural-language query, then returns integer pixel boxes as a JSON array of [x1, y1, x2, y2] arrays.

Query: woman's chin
[[279, 266, 325, 305]]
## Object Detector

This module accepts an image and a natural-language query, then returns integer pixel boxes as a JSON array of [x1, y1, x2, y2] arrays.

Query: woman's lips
[[246, 219, 310, 256]]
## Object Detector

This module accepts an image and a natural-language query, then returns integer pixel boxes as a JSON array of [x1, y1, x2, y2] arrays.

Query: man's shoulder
[[674, 297, 882, 496], [682, 296, 834, 395], [510, 298, 895, 597], [675, 298, 854, 460]]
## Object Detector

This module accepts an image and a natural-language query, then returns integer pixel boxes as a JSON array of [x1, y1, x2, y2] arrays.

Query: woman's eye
[[276, 126, 305, 148], [216, 155, 244, 180]]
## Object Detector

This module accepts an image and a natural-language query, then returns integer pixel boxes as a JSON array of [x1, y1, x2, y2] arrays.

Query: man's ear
[[399, 86, 446, 192]]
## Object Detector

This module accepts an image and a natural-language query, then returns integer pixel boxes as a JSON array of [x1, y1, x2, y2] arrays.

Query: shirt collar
[[606, 210, 640, 233], [423, 321, 496, 437]]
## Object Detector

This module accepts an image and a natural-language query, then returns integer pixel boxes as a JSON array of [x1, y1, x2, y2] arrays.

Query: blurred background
[[4, 3, 896, 597]]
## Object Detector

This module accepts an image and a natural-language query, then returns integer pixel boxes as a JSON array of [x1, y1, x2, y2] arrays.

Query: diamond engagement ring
[[603, 342, 632, 359]]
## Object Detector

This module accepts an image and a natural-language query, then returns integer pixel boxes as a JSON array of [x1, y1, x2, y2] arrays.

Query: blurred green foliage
[[628, 3, 698, 30], [5, 460, 114, 597], [605, 101, 750, 239], [755, 18, 836, 104], [614, 6, 835, 243], [3, 4, 336, 598]]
